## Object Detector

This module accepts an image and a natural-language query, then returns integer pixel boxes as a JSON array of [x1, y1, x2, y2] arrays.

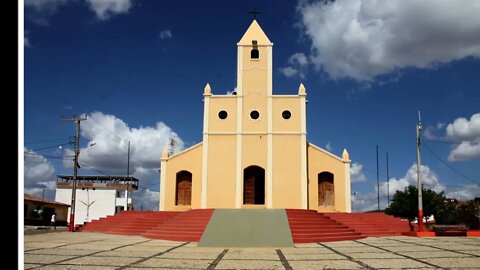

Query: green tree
[[385, 185, 418, 230], [385, 185, 445, 230], [435, 199, 458, 225], [456, 200, 480, 229], [422, 188, 445, 229]]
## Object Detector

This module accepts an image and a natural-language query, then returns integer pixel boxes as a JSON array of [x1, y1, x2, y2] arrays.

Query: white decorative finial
[[298, 83, 306, 96], [204, 83, 212, 96], [342, 148, 350, 161]]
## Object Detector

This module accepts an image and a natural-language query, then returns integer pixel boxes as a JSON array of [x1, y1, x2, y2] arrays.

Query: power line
[[24, 151, 73, 160], [28, 142, 72, 152], [423, 142, 479, 185], [422, 138, 462, 145], [78, 163, 110, 176]]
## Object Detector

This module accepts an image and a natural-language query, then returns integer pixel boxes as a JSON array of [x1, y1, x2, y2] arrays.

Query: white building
[[55, 175, 139, 226]]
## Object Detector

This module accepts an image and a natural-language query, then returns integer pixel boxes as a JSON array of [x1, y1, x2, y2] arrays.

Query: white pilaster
[[201, 93, 211, 208], [235, 97, 243, 208], [267, 95, 273, 208], [300, 94, 308, 209], [344, 161, 352, 213], [159, 158, 167, 211]]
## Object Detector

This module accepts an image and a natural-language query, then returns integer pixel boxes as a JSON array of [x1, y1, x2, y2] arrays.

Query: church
[[159, 20, 351, 213]]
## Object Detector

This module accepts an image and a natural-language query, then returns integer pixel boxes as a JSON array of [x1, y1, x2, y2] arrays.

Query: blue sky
[[23, 0, 480, 211]]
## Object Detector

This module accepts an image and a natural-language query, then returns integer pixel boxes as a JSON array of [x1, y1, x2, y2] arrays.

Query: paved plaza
[[24, 231, 480, 269]]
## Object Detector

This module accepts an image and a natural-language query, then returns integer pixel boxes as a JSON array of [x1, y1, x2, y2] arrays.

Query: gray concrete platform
[[23, 231, 480, 269], [199, 209, 293, 247]]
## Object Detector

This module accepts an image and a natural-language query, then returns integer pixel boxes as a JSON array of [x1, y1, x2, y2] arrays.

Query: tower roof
[[238, 20, 272, 46]]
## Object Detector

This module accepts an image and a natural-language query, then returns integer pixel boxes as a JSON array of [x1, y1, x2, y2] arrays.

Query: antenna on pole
[[386, 152, 390, 207], [126, 141, 131, 211], [418, 111, 422, 127], [416, 110, 424, 232], [376, 145, 380, 211], [169, 136, 177, 156]]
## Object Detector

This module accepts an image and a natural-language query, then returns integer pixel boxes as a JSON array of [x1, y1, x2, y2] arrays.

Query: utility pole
[[126, 141, 130, 211], [62, 115, 87, 231], [416, 111, 424, 232], [386, 152, 390, 207], [376, 145, 380, 211], [42, 188, 45, 201]]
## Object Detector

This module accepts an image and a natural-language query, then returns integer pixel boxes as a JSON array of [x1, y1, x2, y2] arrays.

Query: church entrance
[[318, 172, 334, 207], [243, 166, 265, 205], [176, 171, 192, 206]]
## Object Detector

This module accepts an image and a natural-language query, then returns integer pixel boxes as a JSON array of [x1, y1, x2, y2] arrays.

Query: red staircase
[[286, 209, 365, 243], [323, 212, 411, 236], [81, 211, 180, 235], [142, 209, 214, 242]]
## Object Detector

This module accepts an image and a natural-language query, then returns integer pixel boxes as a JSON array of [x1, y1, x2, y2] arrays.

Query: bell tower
[[236, 19, 273, 97]]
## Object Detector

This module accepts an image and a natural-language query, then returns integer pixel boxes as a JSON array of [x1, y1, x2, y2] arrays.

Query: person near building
[[49, 213, 56, 230]]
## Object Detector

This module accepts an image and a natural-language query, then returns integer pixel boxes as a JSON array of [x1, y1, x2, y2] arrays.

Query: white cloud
[[423, 122, 447, 140], [350, 162, 366, 183], [351, 192, 380, 212], [446, 113, 480, 161], [25, 0, 132, 23], [25, 0, 69, 12], [379, 163, 445, 197], [297, 0, 480, 81], [159, 30, 173, 40], [24, 148, 56, 197], [446, 113, 480, 142], [436, 122, 446, 130], [446, 184, 480, 201], [289, 53, 308, 66], [86, 0, 132, 20], [325, 142, 332, 151], [25, 0, 70, 25], [133, 189, 159, 210], [279, 66, 299, 78], [280, 52, 308, 79], [448, 141, 480, 162], [62, 112, 183, 209]]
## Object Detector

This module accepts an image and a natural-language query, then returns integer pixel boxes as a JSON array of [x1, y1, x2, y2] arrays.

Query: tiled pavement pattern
[[24, 232, 480, 269]]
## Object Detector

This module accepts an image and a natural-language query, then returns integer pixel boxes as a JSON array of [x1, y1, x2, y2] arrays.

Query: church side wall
[[163, 144, 203, 211], [307, 144, 349, 212]]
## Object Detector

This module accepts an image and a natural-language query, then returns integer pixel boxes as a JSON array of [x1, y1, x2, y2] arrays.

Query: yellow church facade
[[159, 20, 351, 213]]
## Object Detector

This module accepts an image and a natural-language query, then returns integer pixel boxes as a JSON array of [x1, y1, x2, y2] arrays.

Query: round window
[[218, 110, 228, 119], [282, 110, 291, 119], [250, 110, 260, 120]]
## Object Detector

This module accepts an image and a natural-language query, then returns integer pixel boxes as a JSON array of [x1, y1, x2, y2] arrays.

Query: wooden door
[[318, 181, 334, 206], [324, 183, 334, 206], [244, 176, 255, 204], [176, 179, 192, 205]]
